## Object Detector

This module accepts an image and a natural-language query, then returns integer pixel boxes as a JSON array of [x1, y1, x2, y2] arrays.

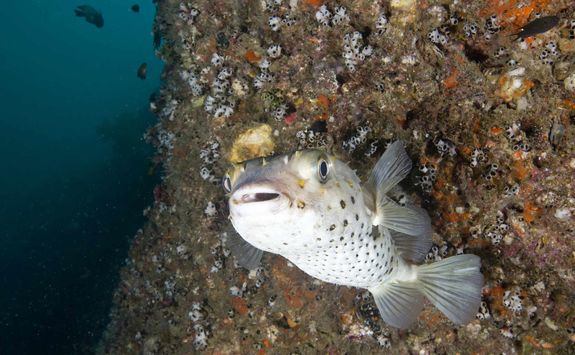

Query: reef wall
[[101, 0, 575, 353]]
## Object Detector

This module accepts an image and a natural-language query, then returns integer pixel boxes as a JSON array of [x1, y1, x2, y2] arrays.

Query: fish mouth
[[239, 192, 281, 203], [231, 184, 286, 205]]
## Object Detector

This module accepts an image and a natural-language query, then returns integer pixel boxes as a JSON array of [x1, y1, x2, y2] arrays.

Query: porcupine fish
[[223, 141, 483, 328]]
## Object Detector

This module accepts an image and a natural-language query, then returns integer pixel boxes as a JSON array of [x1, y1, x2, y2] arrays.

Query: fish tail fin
[[369, 254, 483, 329], [416, 254, 483, 325], [369, 278, 424, 329]]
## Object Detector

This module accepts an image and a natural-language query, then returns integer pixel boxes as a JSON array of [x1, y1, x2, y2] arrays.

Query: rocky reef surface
[[100, 0, 575, 353]]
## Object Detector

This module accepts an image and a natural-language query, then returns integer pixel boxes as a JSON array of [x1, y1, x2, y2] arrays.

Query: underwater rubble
[[100, 0, 575, 353]]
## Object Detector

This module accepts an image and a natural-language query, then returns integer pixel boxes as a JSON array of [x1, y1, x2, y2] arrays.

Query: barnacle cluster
[[204, 66, 237, 118], [539, 41, 560, 65], [484, 211, 510, 246], [178, 2, 199, 25], [342, 126, 371, 152], [187, 302, 210, 350], [503, 288, 524, 314], [342, 32, 373, 72], [199, 139, 221, 183], [295, 128, 327, 149], [476, 300, 492, 320], [315, 4, 350, 27], [416, 162, 437, 193], [265, 0, 296, 31]]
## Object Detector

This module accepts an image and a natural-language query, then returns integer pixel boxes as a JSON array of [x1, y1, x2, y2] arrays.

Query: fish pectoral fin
[[416, 255, 483, 325], [225, 230, 264, 270], [74, 9, 85, 17], [383, 227, 431, 263], [367, 140, 412, 195], [378, 196, 432, 239], [369, 279, 424, 329]]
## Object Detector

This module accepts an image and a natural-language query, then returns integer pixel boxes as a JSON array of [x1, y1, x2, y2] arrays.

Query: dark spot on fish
[[355, 254, 359, 258], [329, 239, 334, 243], [339, 237, 344, 241], [316, 237, 321, 241], [355, 214, 359, 221], [131, 4, 140, 13], [390, 256, 394, 263], [329, 224, 336, 231], [361, 223, 364, 229], [340, 200, 346, 209], [297, 201, 305, 209], [351, 196, 355, 204], [350, 232, 355, 238], [283, 242, 288, 245], [343, 220, 348, 227]]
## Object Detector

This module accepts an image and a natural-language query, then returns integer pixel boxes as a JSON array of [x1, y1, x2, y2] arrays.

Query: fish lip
[[239, 192, 280, 203], [231, 184, 289, 205]]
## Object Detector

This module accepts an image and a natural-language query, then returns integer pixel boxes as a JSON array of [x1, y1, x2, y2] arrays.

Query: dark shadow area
[[0, 108, 159, 354]]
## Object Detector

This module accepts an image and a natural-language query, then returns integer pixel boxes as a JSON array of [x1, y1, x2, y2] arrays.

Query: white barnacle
[[268, 15, 282, 31], [315, 5, 331, 26], [267, 44, 282, 59]]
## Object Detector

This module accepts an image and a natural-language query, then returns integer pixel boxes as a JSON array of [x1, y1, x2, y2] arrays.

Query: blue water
[[0, 1, 162, 353]]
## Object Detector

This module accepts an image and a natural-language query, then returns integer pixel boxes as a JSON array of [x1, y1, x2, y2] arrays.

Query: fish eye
[[317, 158, 330, 183], [222, 174, 232, 193]]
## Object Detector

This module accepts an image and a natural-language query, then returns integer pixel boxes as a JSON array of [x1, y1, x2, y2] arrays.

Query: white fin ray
[[367, 140, 412, 195], [225, 232, 264, 270], [416, 255, 483, 325], [378, 196, 432, 238], [387, 228, 432, 263], [369, 280, 424, 329]]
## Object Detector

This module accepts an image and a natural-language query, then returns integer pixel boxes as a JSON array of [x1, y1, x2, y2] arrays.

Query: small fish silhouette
[[137, 63, 147, 80], [514, 16, 559, 39]]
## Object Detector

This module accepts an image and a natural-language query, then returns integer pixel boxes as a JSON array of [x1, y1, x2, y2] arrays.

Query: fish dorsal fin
[[367, 140, 412, 196], [365, 140, 432, 253], [363, 140, 412, 218], [224, 230, 264, 270]]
